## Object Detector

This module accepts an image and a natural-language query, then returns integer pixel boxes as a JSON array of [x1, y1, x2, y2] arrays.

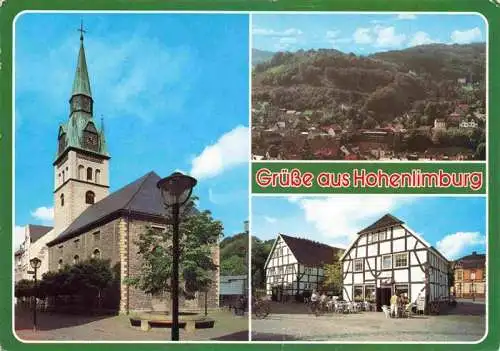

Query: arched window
[[87, 167, 93, 181], [62, 170, 65, 182], [92, 249, 101, 259], [60, 194, 64, 207], [58, 259, 63, 270], [78, 165, 84, 179], [73, 255, 80, 264], [95, 169, 101, 184], [85, 191, 95, 204]]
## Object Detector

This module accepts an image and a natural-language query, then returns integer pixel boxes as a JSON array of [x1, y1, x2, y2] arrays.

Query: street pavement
[[251, 301, 486, 341], [15, 307, 249, 341]]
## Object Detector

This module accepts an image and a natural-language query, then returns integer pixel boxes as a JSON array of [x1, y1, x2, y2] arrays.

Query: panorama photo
[[251, 13, 487, 161]]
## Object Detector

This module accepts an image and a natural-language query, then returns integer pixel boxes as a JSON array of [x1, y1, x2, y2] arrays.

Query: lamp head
[[157, 172, 197, 207]]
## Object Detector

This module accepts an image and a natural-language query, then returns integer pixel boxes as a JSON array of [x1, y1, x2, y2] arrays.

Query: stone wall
[[48, 215, 220, 314], [53, 150, 109, 232], [48, 218, 121, 272], [122, 218, 220, 314]]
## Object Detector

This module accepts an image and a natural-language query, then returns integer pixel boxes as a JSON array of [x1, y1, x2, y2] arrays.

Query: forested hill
[[252, 48, 275, 66], [252, 43, 485, 121], [220, 233, 248, 276]]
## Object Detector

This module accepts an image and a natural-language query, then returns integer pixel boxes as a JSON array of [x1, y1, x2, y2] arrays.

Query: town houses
[[452, 251, 486, 299], [264, 234, 344, 301], [340, 214, 449, 311], [251, 96, 485, 161]]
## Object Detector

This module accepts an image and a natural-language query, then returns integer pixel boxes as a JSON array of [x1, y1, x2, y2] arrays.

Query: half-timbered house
[[264, 234, 344, 300], [341, 214, 449, 310]]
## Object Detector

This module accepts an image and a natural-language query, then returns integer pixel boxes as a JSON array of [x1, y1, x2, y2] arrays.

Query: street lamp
[[157, 172, 197, 341], [29, 257, 41, 332]]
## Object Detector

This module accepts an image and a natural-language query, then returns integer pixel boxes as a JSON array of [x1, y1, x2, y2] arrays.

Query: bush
[[15, 259, 120, 312]]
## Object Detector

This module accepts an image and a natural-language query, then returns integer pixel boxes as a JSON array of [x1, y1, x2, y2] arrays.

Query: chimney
[[472, 251, 477, 256]]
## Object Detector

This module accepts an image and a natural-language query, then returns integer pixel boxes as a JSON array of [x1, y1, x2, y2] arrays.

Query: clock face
[[84, 132, 98, 151]]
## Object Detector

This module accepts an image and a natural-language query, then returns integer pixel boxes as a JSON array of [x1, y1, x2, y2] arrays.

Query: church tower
[[53, 26, 110, 232]]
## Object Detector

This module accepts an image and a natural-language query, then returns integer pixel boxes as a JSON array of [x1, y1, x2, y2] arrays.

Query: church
[[18, 30, 219, 314]]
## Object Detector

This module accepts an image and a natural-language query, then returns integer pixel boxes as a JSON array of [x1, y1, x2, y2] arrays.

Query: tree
[[321, 252, 343, 295], [362, 116, 377, 129], [448, 262, 455, 289], [251, 237, 273, 289], [475, 142, 486, 160], [127, 198, 222, 306], [66, 258, 113, 308], [15, 279, 35, 298]]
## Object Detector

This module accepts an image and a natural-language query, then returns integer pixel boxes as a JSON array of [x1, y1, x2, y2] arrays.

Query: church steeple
[[70, 22, 93, 117]]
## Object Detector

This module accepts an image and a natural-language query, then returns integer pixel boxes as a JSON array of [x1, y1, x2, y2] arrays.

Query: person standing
[[390, 292, 398, 318]]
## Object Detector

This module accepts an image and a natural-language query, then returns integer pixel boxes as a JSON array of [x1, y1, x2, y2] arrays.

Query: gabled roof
[[279, 234, 343, 267], [358, 214, 404, 235], [47, 171, 196, 247], [28, 225, 53, 243], [454, 252, 485, 269]]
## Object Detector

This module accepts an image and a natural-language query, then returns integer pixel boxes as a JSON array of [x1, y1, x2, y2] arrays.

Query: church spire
[[71, 22, 92, 98], [70, 21, 93, 117]]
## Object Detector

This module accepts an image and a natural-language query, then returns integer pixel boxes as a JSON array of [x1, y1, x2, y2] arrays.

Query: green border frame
[[1, 0, 498, 350]]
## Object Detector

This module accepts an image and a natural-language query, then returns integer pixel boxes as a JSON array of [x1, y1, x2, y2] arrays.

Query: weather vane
[[78, 20, 87, 40]]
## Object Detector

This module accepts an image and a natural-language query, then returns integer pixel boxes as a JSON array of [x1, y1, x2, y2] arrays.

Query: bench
[[131, 318, 201, 333]]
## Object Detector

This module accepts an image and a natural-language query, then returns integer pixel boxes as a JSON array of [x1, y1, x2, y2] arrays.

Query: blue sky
[[14, 13, 249, 247], [252, 196, 486, 260], [252, 13, 486, 54]]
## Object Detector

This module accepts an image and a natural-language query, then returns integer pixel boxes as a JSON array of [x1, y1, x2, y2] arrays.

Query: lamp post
[[29, 257, 41, 332], [157, 172, 197, 341]]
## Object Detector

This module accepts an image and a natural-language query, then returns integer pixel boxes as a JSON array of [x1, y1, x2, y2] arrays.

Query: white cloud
[[397, 14, 417, 20], [252, 27, 303, 37], [409, 31, 437, 47], [436, 232, 485, 260], [326, 30, 351, 47], [17, 30, 196, 122], [14, 225, 26, 250], [353, 28, 373, 44], [291, 196, 414, 246], [264, 216, 277, 224], [190, 125, 248, 180], [30, 206, 54, 222], [374, 26, 406, 47], [451, 27, 482, 44]]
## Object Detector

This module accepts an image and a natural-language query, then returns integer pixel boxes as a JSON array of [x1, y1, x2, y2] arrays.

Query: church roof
[[29, 224, 53, 243], [72, 36, 92, 98], [358, 214, 404, 234], [48, 171, 195, 247], [279, 234, 343, 267]]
